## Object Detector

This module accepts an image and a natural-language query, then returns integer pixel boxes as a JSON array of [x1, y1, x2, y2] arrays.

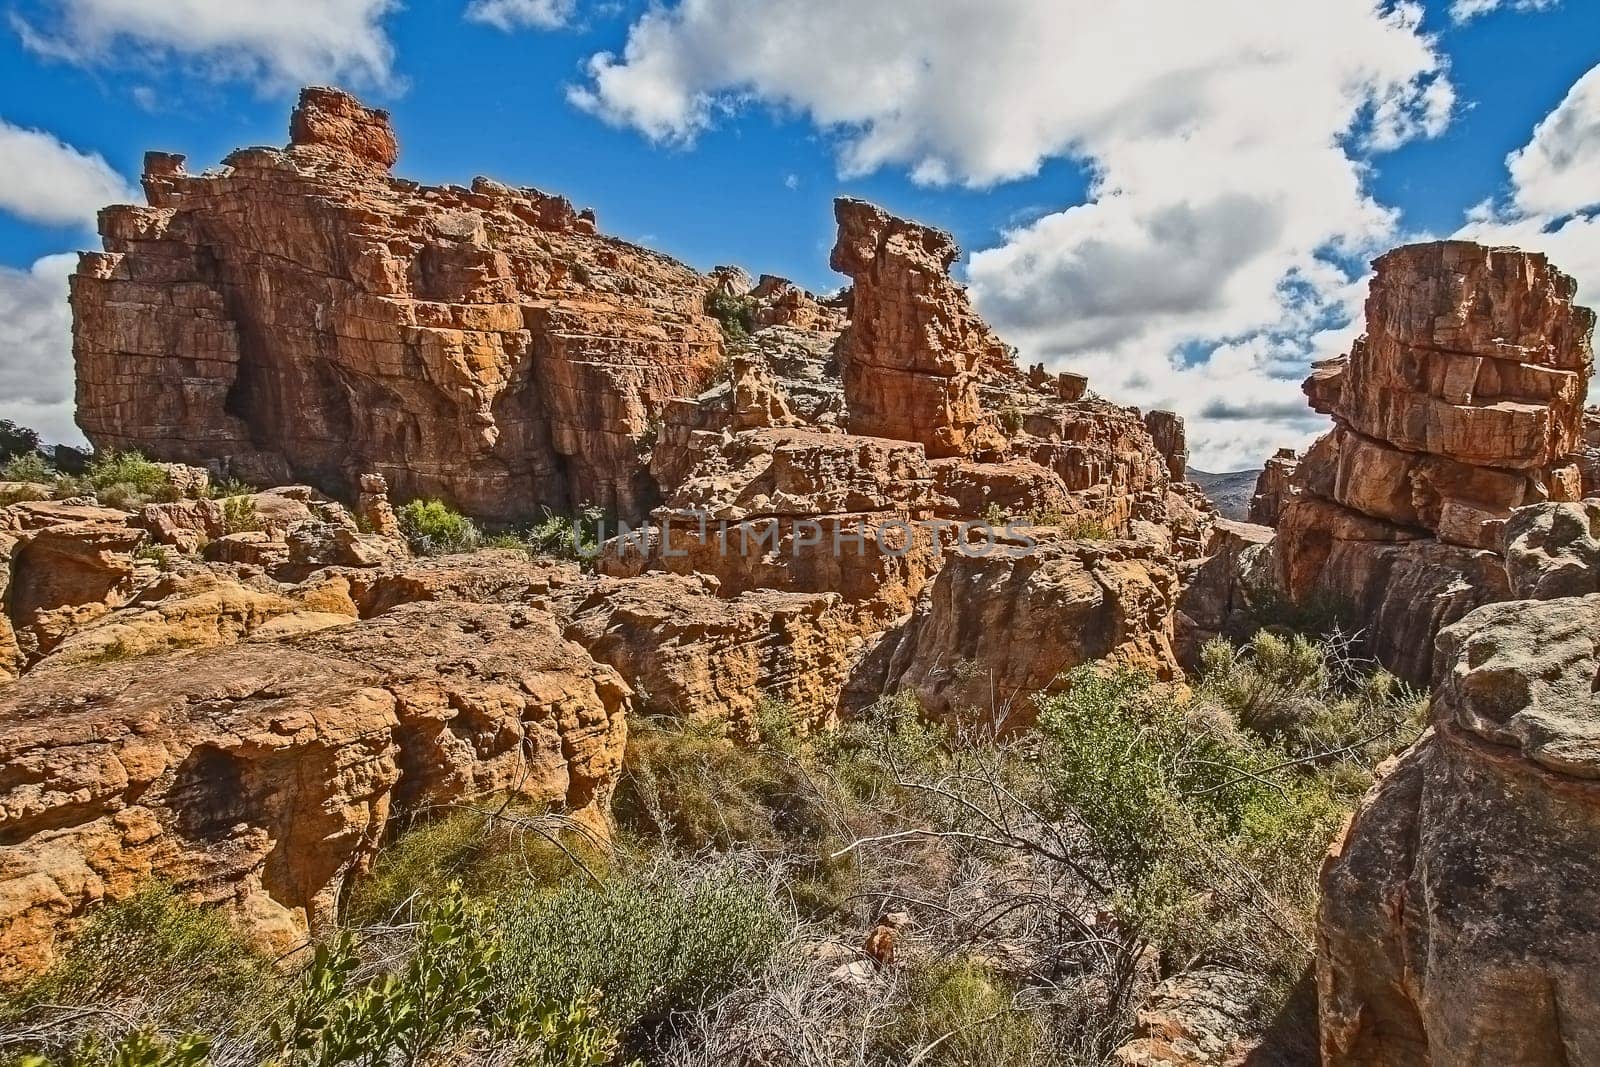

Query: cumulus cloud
[[571, 0, 1455, 469], [0, 254, 83, 446], [13, 0, 400, 91], [1448, 0, 1558, 24], [465, 0, 576, 32], [0, 119, 135, 227], [1459, 61, 1600, 310], [1506, 63, 1600, 219]]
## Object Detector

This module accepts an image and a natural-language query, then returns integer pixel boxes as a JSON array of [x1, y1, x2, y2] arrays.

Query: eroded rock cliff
[[1319, 524, 1600, 1064], [73, 87, 724, 522], [1275, 241, 1595, 682]]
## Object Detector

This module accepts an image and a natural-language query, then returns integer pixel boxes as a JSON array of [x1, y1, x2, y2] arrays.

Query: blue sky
[[0, 0, 1596, 469]]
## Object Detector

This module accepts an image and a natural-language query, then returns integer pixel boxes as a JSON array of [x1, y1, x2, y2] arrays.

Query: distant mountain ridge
[[1188, 468, 1261, 521]]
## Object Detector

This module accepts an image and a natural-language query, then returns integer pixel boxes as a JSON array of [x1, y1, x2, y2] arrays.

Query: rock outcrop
[[830, 198, 1007, 458], [0, 600, 628, 980], [1248, 449, 1299, 527], [1319, 558, 1600, 1065], [73, 87, 724, 522], [1275, 242, 1594, 681], [26, 88, 1226, 988], [879, 535, 1180, 727]]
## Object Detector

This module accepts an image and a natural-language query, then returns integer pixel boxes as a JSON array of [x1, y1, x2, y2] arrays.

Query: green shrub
[[999, 404, 1025, 437], [615, 718, 831, 855], [0, 420, 41, 464], [396, 499, 480, 555], [1197, 633, 1424, 766], [704, 292, 758, 340], [86, 453, 172, 496], [878, 958, 1047, 1067], [134, 543, 175, 571], [347, 804, 603, 926], [490, 863, 786, 1043], [217, 495, 260, 535], [1034, 668, 1347, 995], [276, 885, 500, 1067], [0, 884, 279, 1058], [1, 451, 51, 484], [13, 1030, 212, 1066], [524, 505, 605, 562]]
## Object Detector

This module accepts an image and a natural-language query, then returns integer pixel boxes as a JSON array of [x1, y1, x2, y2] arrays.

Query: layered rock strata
[[1319, 535, 1600, 1065], [0, 601, 629, 980], [73, 87, 724, 522], [879, 535, 1181, 728], [1276, 242, 1594, 681], [830, 198, 1008, 458]]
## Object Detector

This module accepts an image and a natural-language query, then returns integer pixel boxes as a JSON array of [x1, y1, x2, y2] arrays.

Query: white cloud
[[0, 119, 135, 227], [466, 0, 576, 31], [14, 0, 400, 91], [1506, 63, 1600, 218], [1458, 61, 1600, 311], [1448, 0, 1558, 24], [572, 0, 1455, 469], [0, 254, 85, 446]]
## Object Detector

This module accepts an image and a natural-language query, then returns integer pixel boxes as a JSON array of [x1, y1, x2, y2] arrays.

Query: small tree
[[0, 419, 41, 463]]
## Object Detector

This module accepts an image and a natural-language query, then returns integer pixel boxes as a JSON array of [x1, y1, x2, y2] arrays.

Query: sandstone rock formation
[[1319, 563, 1600, 1065], [1174, 519, 1276, 671], [1275, 241, 1594, 681], [880, 535, 1180, 727], [73, 87, 724, 522], [1504, 498, 1600, 599], [559, 573, 857, 739], [0, 600, 628, 979], [1114, 967, 1265, 1067], [1248, 448, 1299, 527], [23, 88, 1224, 988], [830, 198, 1008, 458]]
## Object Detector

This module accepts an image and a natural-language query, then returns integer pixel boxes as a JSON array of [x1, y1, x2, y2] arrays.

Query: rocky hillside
[[1, 85, 1596, 1067]]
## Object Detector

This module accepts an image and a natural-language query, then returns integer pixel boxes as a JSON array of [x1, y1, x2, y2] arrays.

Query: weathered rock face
[[614, 427, 946, 619], [1143, 410, 1188, 482], [1114, 967, 1268, 1067], [1174, 519, 1276, 671], [1248, 448, 1299, 527], [0, 600, 629, 980], [29, 569, 360, 671], [879, 536, 1180, 728], [830, 198, 1007, 458], [1319, 581, 1600, 1066], [558, 573, 860, 739], [1275, 241, 1594, 682], [0, 502, 147, 666], [73, 86, 724, 522], [1504, 498, 1600, 599], [0, 534, 17, 681]]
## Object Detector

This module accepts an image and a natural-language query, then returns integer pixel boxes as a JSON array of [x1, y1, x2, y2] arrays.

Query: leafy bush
[[1034, 667, 1359, 998], [878, 958, 1047, 1067], [347, 804, 603, 926], [87, 453, 175, 501], [1197, 632, 1424, 765], [0, 884, 278, 1060], [999, 404, 1025, 437], [396, 498, 481, 555], [525, 506, 605, 562], [220, 494, 262, 535], [491, 863, 786, 1044], [275, 886, 500, 1067], [704, 292, 758, 340], [615, 718, 830, 855], [1, 451, 51, 485], [0, 420, 41, 464]]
